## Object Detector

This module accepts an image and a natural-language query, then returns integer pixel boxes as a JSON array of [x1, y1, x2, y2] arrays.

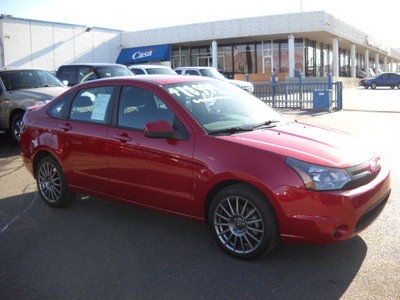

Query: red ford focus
[[19, 76, 391, 259]]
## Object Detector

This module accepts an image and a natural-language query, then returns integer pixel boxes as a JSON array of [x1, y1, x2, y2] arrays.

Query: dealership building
[[1, 11, 400, 82]]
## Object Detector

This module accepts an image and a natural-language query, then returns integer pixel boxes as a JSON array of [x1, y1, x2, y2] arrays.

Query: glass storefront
[[170, 37, 368, 78]]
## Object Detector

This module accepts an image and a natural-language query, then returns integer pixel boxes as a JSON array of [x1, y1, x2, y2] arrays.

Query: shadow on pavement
[[0, 194, 367, 299]]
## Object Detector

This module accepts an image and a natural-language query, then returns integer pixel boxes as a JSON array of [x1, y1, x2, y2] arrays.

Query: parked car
[[56, 63, 133, 86], [362, 72, 400, 89], [175, 66, 254, 93], [128, 64, 177, 75], [0, 68, 69, 141], [20, 76, 391, 260]]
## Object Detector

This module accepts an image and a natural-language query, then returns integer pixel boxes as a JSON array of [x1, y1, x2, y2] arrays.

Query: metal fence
[[253, 74, 342, 110]]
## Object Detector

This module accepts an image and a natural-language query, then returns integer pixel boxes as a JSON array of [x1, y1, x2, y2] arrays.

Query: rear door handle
[[113, 133, 132, 143]]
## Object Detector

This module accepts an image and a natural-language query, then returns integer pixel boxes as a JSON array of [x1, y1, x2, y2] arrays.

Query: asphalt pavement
[[0, 86, 399, 299]]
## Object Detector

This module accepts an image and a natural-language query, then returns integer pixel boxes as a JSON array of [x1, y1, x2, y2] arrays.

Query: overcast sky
[[2, 0, 399, 48]]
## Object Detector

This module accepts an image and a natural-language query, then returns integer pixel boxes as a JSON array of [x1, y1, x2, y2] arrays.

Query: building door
[[263, 56, 273, 75]]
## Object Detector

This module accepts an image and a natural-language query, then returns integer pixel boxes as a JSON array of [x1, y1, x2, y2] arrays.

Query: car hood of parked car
[[7, 86, 69, 101], [221, 121, 375, 168]]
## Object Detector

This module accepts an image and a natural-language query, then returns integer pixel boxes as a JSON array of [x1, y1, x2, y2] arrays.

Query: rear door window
[[70, 86, 114, 124]]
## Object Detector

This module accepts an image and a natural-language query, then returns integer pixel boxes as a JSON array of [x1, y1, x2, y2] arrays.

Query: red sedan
[[19, 76, 391, 259]]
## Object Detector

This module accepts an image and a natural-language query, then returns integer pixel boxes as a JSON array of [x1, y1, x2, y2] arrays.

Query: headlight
[[285, 157, 351, 191]]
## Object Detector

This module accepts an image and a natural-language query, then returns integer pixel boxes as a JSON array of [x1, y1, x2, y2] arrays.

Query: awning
[[116, 44, 171, 64]]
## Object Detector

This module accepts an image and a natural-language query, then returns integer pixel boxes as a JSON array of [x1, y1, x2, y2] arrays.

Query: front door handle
[[59, 123, 72, 131], [113, 133, 132, 143]]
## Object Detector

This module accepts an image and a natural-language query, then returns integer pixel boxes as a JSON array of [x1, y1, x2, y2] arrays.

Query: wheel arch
[[9, 108, 25, 128], [203, 179, 278, 225], [33, 150, 58, 177]]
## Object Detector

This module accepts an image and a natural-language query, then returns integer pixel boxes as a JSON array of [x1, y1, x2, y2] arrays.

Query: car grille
[[354, 190, 390, 233]]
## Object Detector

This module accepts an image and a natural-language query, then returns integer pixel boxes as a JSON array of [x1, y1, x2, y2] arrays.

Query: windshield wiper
[[252, 120, 280, 129], [209, 126, 254, 135]]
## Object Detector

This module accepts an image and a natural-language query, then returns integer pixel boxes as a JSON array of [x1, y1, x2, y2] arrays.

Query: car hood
[[228, 79, 253, 87], [7, 86, 69, 101], [222, 121, 375, 168]]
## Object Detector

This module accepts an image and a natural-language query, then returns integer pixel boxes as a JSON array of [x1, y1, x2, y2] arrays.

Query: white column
[[332, 38, 339, 77], [391, 59, 394, 72], [212, 40, 218, 69], [288, 34, 295, 78], [375, 53, 380, 73], [364, 50, 369, 75], [383, 57, 388, 72], [350, 45, 356, 78]]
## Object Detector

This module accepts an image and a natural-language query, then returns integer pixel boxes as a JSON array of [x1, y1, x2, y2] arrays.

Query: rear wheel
[[208, 183, 280, 260], [36, 156, 75, 207]]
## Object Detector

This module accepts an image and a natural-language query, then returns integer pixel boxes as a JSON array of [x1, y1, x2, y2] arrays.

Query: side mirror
[[144, 120, 186, 140]]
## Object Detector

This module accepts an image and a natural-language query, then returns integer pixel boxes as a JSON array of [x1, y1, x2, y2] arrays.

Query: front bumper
[[272, 165, 391, 244]]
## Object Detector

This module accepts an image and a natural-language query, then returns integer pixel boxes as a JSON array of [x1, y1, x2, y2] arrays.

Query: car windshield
[[164, 80, 288, 134], [0, 70, 63, 91], [96, 66, 133, 78], [146, 68, 177, 75], [199, 69, 225, 80]]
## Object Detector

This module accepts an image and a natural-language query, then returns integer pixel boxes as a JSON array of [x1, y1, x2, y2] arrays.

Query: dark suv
[[56, 63, 133, 87], [0, 68, 68, 141]]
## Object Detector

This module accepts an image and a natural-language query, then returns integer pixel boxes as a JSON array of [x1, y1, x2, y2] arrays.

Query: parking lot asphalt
[[0, 87, 399, 299]]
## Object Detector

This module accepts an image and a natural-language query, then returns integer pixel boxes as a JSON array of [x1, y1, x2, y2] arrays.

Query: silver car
[[0, 68, 69, 141], [174, 66, 254, 93]]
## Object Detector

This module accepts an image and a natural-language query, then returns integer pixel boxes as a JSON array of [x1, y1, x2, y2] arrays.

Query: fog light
[[332, 225, 349, 238]]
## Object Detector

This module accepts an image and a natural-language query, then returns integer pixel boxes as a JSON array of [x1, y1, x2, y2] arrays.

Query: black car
[[362, 72, 400, 89], [56, 63, 133, 87]]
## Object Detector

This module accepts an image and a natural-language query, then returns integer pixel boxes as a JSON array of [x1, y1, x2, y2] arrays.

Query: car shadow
[[0, 133, 20, 159], [0, 194, 367, 299]]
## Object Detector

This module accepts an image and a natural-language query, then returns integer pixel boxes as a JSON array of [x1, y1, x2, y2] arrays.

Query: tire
[[397, 83, 400, 89], [208, 183, 280, 260], [11, 113, 23, 142], [391, 86, 395, 89], [371, 82, 377, 89], [36, 156, 75, 207], [364, 86, 369, 89]]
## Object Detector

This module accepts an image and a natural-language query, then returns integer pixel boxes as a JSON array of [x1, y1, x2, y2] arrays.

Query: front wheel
[[397, 83, 400, 89], [371, 82, 377, 89], [364, 85, 369, 89], [36, 156, 75, 207], [209, 183, 280, 260], [11, 113, 23, 142]]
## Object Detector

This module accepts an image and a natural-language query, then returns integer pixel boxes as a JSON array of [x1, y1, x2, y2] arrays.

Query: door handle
[[59, 123, 72, 131], [113, 133, 132, 143]]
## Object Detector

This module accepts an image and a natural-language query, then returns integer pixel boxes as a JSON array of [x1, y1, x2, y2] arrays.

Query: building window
[[295, 39, 304, 76], [233, 44, 255, 74]]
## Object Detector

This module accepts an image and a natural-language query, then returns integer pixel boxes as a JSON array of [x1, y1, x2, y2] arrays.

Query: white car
[[128, 64, 177, 75], [174, 66, 254, 93]]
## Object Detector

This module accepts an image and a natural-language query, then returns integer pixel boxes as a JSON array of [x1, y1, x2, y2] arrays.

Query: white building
[[0, 14, 121, 72], [1, 11, 399, 81]]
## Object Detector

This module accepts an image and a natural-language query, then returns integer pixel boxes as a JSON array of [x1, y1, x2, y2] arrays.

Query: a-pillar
[[332, 38, 339, 77]]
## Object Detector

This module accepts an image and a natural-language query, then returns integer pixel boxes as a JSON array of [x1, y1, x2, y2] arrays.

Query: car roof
[[129, 64, 172, 69], [70, 75, 212, 88], [175, 66, 214, 70], [58, 63, 127, 68], [0, 67, 48, 72]]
